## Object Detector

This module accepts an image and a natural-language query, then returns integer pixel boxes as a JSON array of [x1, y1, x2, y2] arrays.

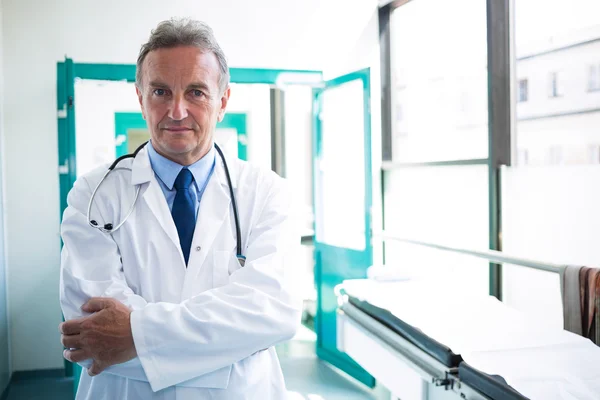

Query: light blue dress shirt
[[147, 141, 216, 218]]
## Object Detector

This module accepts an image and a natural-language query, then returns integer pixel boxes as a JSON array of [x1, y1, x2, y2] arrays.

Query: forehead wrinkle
[[143, 47, 221, 92], [146, 65, 215, 93]]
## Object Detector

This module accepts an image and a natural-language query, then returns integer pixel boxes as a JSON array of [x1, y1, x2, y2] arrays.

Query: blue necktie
[[172, 168, 195, 265]]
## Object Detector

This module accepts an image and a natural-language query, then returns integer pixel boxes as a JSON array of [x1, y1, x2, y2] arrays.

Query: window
[[588, 144, 600, 164], [548, 145, 563, 165], [518, 79, 528, 102], [548, 71, 563, 98], [388, 0, 488, 163], [383, 0, 490, 295], [589, 64, 600, 92]]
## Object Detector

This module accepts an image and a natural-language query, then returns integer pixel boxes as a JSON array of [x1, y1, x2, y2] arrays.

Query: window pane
[[316, 79, 365, 250], [383, 165, 489, 294], [514, 0, 600, 166], [390, 0, 488, 162]]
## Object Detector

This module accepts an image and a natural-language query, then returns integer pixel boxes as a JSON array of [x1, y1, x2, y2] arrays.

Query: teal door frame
[[114, 112, 248, 160], [56, 60, 323, 392], [312, 68, 375, 387]]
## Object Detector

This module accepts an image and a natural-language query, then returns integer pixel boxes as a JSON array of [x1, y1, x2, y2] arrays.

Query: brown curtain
[[579, 267, 600, 345]]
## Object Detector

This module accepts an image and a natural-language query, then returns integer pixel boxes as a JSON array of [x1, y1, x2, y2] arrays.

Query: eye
[[153, 89, 167, 96], [192, 89, 204, 97]]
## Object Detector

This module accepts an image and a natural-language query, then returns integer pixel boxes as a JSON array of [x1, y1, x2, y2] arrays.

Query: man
[[59, 18, 301, 399]]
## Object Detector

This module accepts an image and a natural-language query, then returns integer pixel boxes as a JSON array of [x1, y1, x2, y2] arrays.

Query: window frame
[[378, 0, 511, 299]]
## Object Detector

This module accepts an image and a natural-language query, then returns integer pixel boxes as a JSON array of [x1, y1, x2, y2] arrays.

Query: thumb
[[82, 297, 112, 313]]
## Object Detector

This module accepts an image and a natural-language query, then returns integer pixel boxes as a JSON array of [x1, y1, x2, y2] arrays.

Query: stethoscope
[[87, 141, 245, 266]]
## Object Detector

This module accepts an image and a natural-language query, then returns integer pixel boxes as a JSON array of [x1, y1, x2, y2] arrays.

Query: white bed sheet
[[340, 278, 600, 399]]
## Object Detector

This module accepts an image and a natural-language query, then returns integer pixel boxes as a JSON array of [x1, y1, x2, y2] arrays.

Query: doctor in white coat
[[58, 18, 302, 400]]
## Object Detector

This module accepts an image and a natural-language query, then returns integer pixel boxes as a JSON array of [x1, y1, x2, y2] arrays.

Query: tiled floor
[[5, 377, 73, 400], [278, 326, 381, 400], [4, 327, 384, 400]]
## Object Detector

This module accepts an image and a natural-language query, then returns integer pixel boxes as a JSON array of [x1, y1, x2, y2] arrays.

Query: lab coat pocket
[[213, 250, 243, 288]]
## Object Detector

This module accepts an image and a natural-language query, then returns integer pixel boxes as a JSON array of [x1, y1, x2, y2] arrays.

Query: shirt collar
[[147, 141, 216, 191]]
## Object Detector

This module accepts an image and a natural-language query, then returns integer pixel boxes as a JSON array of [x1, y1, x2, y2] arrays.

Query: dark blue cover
[[458, 363, 529, 400], [347, 296, 463, 368]]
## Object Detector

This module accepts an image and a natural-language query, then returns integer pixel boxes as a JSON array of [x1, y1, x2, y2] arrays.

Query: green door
[[312, 69, 374, 387]]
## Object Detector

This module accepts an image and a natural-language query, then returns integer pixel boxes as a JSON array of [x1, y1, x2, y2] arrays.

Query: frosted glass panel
[[316, 79, 365, 250], [502, 165, 600, 327], [75, 79, 140, 177], [384, 165, 489, 294], [390, 0, 488, 162]]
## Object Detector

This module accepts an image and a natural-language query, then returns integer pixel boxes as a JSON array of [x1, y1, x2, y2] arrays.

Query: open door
[[312, 68, 374, 387]]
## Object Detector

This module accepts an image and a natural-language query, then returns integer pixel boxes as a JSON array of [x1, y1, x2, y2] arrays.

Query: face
[[136, 46, 230, 165]]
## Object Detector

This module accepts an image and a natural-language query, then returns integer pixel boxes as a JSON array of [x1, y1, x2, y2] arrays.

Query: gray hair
[[136, 18, 230, 93]]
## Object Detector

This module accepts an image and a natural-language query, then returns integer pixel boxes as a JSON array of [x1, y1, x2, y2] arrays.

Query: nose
[[168, 95, 188, 121]]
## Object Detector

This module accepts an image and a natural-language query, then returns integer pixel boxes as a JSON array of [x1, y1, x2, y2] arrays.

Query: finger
[[63, 348, 91, 363], [82, 297, 113, 313], [88, 361, 106, 377], [59, 318, 85, 335], [61, 334, 82, 349]]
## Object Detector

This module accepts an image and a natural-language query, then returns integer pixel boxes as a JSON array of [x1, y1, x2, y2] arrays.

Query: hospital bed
[[336, 277, 600, 400]]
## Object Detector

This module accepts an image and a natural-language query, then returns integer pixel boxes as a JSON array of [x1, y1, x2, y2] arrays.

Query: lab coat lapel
[[188, 159, 232, 270], [143, 180, 182, 254], [131, 146, 182, 257]]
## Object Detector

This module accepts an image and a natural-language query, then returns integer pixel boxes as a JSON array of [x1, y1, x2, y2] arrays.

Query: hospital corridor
[[1, 0, 600, 399]]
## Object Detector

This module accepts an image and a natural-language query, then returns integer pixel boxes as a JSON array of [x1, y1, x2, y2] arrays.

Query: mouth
[[163, 127, 193, 133]]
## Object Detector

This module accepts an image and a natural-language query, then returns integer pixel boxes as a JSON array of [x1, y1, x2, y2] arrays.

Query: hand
[[59, 298, 137, 376]]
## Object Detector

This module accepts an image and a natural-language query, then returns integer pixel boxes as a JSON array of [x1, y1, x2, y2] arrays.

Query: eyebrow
[[187, 82, 211, 92], [148, 81, 170, 89], [148, 81, 211, 92]]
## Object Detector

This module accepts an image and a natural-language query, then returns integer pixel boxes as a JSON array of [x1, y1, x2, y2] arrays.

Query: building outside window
[[518, 78, 528, 102], [548, 71, 563, 97], [589, 64, 600, 91]]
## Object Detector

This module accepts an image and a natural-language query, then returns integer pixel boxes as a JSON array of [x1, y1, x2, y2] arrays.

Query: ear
[[136, 85, 146, 120], [217, 86, 231, 123]]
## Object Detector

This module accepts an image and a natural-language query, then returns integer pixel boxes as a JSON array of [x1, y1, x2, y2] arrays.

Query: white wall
[[1, 0, 382, 371], [0, 0, 12, 390]]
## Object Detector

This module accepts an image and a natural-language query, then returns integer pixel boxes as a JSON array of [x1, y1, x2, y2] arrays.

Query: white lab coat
[[59, 146, 302, 400]]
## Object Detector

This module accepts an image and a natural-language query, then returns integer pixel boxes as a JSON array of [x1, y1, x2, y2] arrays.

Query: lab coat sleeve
[[130, 175, 303, 392], [59, 175, 151, 382]]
